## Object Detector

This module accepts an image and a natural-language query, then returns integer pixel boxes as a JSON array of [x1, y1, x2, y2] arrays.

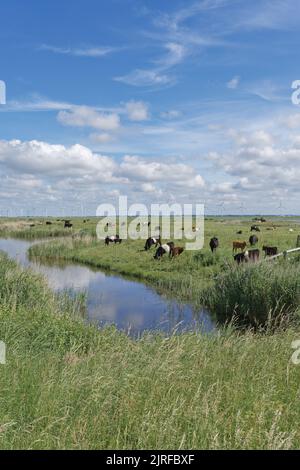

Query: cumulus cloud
[[57, 106, 120, 131], [120, 155, 205, 187], [0, 139, 206, 213], [208, 128, 300, 196], [285, 113, 300, 129], [140, 183, 157, 193], [227, 129, 274, 147], [0, 139, 121, 182], [125, 101, 149, 121]]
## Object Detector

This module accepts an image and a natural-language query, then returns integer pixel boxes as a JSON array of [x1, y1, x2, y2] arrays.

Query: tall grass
[[204, 262, 300, 327], [1, 253, 300, 449]]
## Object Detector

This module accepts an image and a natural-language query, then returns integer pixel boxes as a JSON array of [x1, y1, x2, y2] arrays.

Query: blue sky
[[1, 0, 300, 215]]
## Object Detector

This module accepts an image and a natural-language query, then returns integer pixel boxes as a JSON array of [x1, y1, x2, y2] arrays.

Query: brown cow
[[170, 246, 184, 258], [232, 240, 247, 252]]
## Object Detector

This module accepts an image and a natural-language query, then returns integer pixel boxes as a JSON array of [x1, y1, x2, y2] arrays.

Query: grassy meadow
[[25, 215, 300, 324], [1, 216, 300, 449], [1, 252, 300, 449]]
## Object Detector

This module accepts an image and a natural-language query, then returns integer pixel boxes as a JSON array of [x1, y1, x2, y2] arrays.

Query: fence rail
[[267, 247, 300, 261]]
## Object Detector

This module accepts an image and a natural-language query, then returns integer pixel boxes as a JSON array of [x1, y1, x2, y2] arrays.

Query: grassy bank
[[1, 252, 300, 449], [204, 262, 300, 327]]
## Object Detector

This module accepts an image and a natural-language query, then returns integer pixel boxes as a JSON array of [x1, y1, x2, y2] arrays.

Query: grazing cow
[[262, 246, 278, 257], [251, 225, 260, 232], [64, 221, 73, 228], [46, 221, 52, 225], [105, 235, 122, 246], [236, 230, 243, 234], [232, 240, 247, 252], [144, 236, 161, 251], [249, 235, 258, 246], [234, 251, 249, 265], [154, 242, 174, 260], [248, 249, 260, 262], [209, 237, 219, 253], [170, 246, 184, 258]]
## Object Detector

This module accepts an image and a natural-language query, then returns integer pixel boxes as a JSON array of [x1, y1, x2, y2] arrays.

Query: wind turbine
[[238, 201, 246, 217], [216, 201, 225, 216], [277, 199, 286, 216]]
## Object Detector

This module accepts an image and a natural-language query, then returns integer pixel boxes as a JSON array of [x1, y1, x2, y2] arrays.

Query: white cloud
[[228, 129, 274, 147], [57, 106, 120, 131], [0, 140, 206, 212], [125, 101, 149, 121], [157, 42, 187, 67], [227, 76, 240, 89], [140, 183, 157, 193], [286, 113, 300, 129], [39, 44, 117, 57], [2, 98, 74, 112], [115, 42, 186, 88], [120, 155, 205, 187], [90, 133, 114, 143], [0, 139, 121, 182], [115, 69, 173, 87], [208, 129, 300, 195]]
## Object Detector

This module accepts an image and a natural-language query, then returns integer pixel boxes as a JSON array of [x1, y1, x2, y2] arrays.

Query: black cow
[[144, 236, 161, 251], [236, 230, 243, 234], [234, 251, 249, 265], [209, 237, 219, 253], [251, 225, 260, 232], [64, 221, 73, 228], [105, 235, 122, 246], [249, 235, 258, 246], [262, 246, 278, 257], [154, 242, 174, 260], [46, 221, 52, 225]]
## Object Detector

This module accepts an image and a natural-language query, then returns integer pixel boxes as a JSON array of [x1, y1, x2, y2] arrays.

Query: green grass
[[1, 252, 300, 449], [204, 262, 300, 327], [26, 216, 300, 323]]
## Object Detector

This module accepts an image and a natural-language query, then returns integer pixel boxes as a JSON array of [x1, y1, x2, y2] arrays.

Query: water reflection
[[0, 238, 215, 336]]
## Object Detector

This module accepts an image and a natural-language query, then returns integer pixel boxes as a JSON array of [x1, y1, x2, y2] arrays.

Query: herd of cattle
[[105, 224, 281, 265], [104, 234, 184, 259], [38, 218, 283, 265], [209, 229, 278, 265]]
